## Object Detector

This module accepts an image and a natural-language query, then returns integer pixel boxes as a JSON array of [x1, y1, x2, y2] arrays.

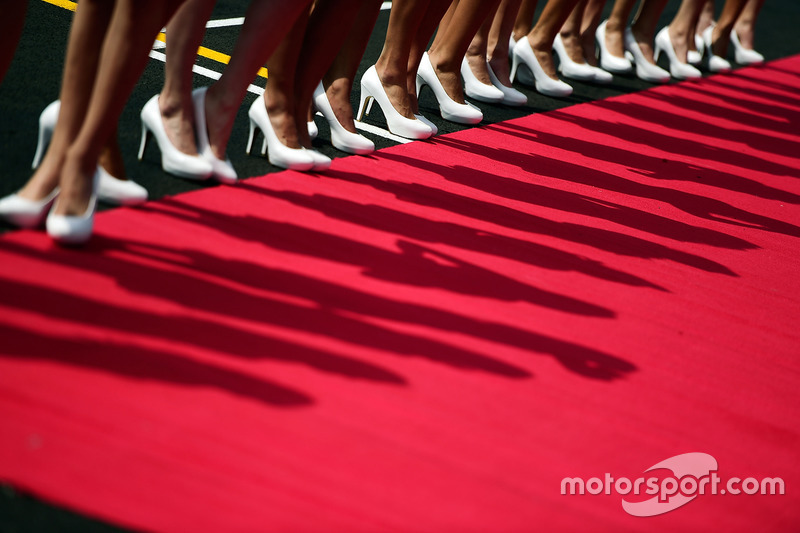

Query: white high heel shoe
[[460, 57, 504, 103], [654, 27, 702, 80], [306, 147, 331, 172], [553, 34, 597, 81], [508, 34, 536, 85], [247, 98, 316, 171], [357, 65, 432, 140], [688, 33, 704, 65], [138, 95, 214, 181], [624, 27, 671, 83], [31, 101, 60, 169], [596, 20, 633, 74], [414, 114, 438, 136], [46, 170, 100, 246], [31, 100, 149, 205], [730, 29, 764, 65], [702, 26, 732, 72], [313, 82, 374, 155], [0, 187, 59, 228], [96, 167, 148, 206], [417, 53, 483, 124], [191, 88, 238, 184], [486, 62, 527, 106], [510, 37, 573, 97]]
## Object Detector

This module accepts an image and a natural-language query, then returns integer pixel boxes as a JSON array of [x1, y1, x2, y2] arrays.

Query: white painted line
[[381, 2, 392, 10], [206, 17, 245, 28], [152, 39, 165, 50], [354, 121, 411, 144], [148, 50, 263, 95]]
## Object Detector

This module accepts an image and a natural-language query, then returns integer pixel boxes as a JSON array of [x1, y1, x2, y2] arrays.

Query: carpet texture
[[1, 57, 799, 532]]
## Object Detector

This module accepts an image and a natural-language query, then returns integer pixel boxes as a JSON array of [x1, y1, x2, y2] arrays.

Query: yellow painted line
[[41, 0, 267, 78], [43, 0, 76, 10]]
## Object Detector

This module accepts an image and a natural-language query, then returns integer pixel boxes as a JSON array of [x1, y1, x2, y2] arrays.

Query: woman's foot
[[374, 60, 418, 120], [526, 32, 559, 81], [202, 84, 240, 161], [488, 53, 513, 86], [667, 25, 690, 64], [464, 50, 494, 87], [603, 19, 627, 60], [158, 91, 200, 157], [324, 77, 358, 134], [424, 50, 467, 105], [581, 26, 600, 67], [51, 152, 95, 217], [629, 24, 657, 64]]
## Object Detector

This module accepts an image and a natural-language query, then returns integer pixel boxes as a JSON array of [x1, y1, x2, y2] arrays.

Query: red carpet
[[1, 57, 799, 532]]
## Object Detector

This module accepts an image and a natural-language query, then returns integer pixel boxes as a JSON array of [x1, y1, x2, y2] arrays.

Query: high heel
[[97, 166, 148, 206], [0, 187, 59, 228], [414, 114, 438, 136], [357, 65, 432, 140], [247, 97, 316, 171], [624, 27, 670, 83], [510, 37, 573, 97], [307, 149, 331, 171], [191, 88, 238, 184], [313, 82, 374, 155], [588, 65, 614, 84], [32, 100, 148, 205], [702, 26, 732, 72], [596, 20, 633, 74], [654, 26, 702, 80], [46, 170, 100, 246], [31, 100, 60, 169], [687, 33, 704, 65], [138, 94, 213, 181], [308, 120, 318, 140], [417, 53, 483, 124], [508, 34, 536, 85], [460, 57, 504, 103], [486, 62, 527, 106], [553, 34, 597, 81], [730, 29, 764, 65]]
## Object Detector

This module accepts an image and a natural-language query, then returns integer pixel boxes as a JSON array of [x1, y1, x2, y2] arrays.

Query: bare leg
[[0, 0, 27, 86], [630, 0, 670, 64], [604, 0, 637, 59], [667, 0, 705, 63], [513, 0, 538, 41], [407, 0, 450, 113], [465, 1, 504, 87], [711, 0, 748, 57], [375, 0, 434, 120], [733, 0, 764, 49], [202, 0, 313, 160], [560, 0, 589, 64], [579, 0, 606, 66], [56, 0, 184, 216], [292, 0, 366, 148], [98, 130, 127, 179], [487, 0, 524, 83], [696, 0, 714, 36], [525, 0, 582, 79], [263, 11, 310, 151], [18, 0, 113, 202], [323, 1, 383, 134], [428, 0, 501, 103], [160, 0, 218, 157]]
